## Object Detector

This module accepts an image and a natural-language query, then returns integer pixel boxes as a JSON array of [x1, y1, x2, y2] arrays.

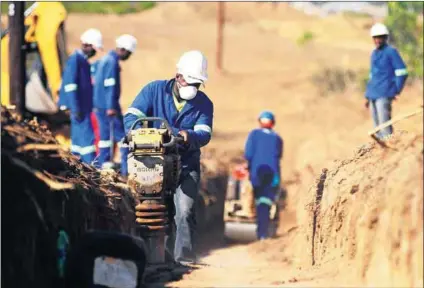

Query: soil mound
[[294, 131, 423, 286], [1, 107, 136, 287]]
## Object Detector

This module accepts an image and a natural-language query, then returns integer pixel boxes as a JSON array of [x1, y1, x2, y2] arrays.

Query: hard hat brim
[[181, 73, 207, 87]]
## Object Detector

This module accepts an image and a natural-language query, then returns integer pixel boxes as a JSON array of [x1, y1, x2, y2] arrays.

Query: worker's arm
[[103, 58, 120, 111], [277, 136, 283, 160], [389, 48, 408, 95], [124, 83, 153, 134], [61, 55, 81, 116], [185, 101, 214, 149], [244, 130, 255, 163]]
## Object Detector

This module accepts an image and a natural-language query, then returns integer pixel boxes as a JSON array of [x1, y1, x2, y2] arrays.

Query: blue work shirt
[[93, 50, 121, 111], [58, 50, 93, 114], [124, 79, 214, 172], [90, 60, 99, 85], [244, 128, 283, 188], [366, 44, 408, 100]]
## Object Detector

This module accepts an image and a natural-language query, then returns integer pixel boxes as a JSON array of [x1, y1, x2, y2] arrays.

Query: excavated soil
[[294, 131, 423, 287], [1, 107, 137, 286]]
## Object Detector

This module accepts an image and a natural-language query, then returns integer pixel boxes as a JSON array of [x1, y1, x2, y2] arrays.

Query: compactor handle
[[129, 117, 173, 132], [163, 134, 185, 148], [125, 117, 185, 148]]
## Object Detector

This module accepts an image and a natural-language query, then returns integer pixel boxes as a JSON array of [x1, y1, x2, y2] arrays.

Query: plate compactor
[[125, 117, 184, 266], [224, 165, 279, 242]]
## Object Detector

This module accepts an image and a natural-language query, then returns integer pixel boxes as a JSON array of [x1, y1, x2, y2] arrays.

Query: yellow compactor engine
[[126, 117, 183, 265]]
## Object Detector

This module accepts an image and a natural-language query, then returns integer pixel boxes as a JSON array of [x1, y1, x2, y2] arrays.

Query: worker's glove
[[178, 130, 190, 144]]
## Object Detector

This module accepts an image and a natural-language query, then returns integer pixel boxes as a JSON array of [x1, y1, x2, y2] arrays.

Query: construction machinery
[[125, 117, 184, 265], [223, 164, 280, 242], [2, 1, 71, 147], [2, 2, 67, 114]]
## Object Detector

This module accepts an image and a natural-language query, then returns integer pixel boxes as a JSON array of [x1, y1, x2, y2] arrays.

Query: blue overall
[[244, 128, 283, 240], [365, 44, 408, 139], [93, 50, 128, 175], [124, 79, 214, 263], [58, 50, 96, 164]]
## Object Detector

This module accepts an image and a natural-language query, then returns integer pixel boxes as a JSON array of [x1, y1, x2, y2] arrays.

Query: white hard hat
[[116, 34, 137, 53], [80, 28, 103, 50], [370, 23, 389, 37], [176, 50, 208, 84]]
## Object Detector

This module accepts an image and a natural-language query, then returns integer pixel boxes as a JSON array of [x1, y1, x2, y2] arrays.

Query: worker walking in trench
[[93, 34, 137, 176], [124, 50, 213, 265], [58, 28, 103, 164], [244, 111, 283, 240], [365, 23, 408, 139]]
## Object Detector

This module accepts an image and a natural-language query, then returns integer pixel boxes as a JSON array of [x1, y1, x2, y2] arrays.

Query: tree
[[385, 2, 424, 79]]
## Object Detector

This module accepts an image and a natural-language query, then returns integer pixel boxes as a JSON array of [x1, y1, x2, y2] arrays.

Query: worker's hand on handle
[[107, 109, 117, 117], [365, 100, 370, 109], [178, 130, 189, 144]]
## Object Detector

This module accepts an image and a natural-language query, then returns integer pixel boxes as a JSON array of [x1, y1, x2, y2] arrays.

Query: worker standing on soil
[[244, 111, 283, 240], [365, 23, 408, 139], [124, 50, 213, 265], [58, 28, 103, 164], [93, 34, 137, 176]]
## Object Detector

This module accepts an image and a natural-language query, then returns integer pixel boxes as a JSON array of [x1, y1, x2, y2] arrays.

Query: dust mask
[[178, 84, 198, 100]]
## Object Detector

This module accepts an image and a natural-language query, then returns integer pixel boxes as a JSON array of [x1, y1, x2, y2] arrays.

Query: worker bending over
[[93, 34, 137, 176], [124, 50, 213, 265], [244, 111, 283, 240], [365, 23, 408, 139], [58, 28, 103, 164]]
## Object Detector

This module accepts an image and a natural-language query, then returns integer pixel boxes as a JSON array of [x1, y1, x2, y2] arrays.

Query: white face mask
[[178, 85, 198, 100]]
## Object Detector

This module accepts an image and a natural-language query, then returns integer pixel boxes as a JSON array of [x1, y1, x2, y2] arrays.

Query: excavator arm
[[1, 2, 67, 113]]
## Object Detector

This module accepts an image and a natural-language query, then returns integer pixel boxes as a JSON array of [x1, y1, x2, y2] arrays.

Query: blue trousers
[[165, 170, 200, 263], [70, 113, 96, 164], [251, 164, 279, 240], [369, 97, 393, 139], [94, 109, 129, 176], [254, 186, 277, 240]]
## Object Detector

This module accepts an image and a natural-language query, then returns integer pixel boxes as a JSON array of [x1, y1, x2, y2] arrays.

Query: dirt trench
[[164, 131, 423, 287]]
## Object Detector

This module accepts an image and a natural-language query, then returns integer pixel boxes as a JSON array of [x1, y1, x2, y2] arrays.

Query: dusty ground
[[8, 2, 423, 287]]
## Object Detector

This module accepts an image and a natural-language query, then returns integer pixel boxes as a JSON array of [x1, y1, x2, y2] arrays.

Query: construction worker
[[93, 34, 137, 176], [124, 50, 213, 265], [244, 111, 283, 240], [58, 28, 103, 164], [365, 23, 408, 139]]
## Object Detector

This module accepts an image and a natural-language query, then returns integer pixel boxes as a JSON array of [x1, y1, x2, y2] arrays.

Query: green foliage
[[385, 2, 424, 79], [297, 31, 314, 46], [63, 2, 156, 15], [1, 2, 156, 15]]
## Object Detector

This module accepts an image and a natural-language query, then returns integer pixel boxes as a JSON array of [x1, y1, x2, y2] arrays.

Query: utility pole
[[8, 1, 26, 116], [216, 2, 225, 73]]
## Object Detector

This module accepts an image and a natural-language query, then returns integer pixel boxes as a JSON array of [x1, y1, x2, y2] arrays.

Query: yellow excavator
[[1, 2, 70, 144]]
